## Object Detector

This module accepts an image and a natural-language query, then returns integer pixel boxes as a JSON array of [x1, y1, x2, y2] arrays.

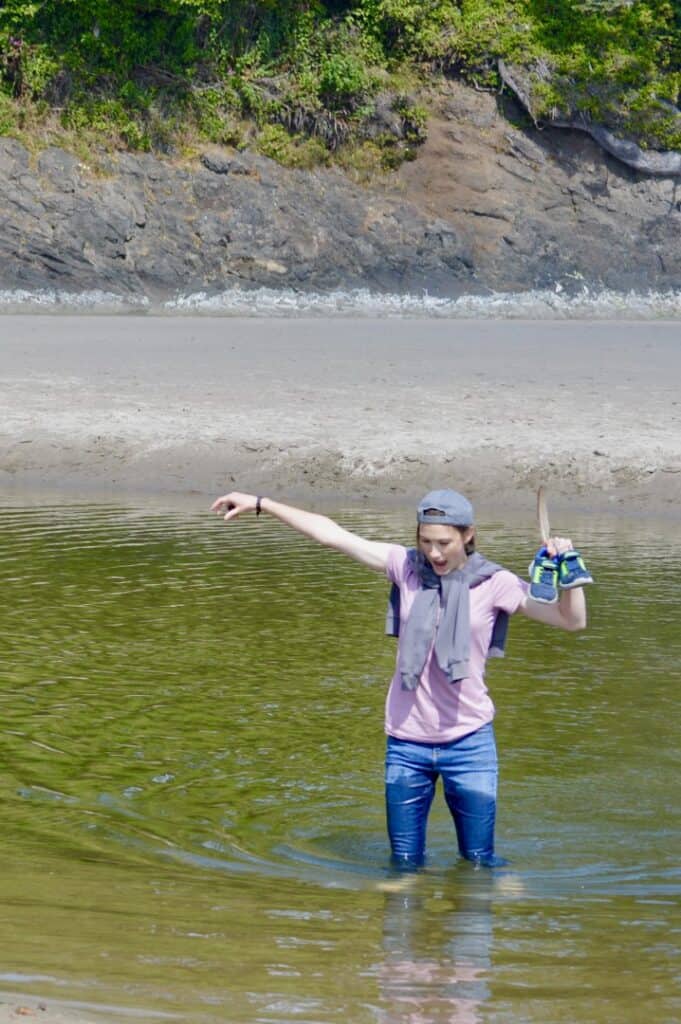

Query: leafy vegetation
[[0, 0, 679, 165]]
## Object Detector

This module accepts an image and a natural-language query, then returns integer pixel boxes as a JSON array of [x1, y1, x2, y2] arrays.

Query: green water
[[0, 502, 679, 1024]]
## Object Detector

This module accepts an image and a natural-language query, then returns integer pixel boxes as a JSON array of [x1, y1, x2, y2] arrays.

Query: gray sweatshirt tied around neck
[[385, 549, 508, 690]]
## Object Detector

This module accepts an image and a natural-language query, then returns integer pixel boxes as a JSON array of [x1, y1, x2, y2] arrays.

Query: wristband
[[255, 496, 263, 516]]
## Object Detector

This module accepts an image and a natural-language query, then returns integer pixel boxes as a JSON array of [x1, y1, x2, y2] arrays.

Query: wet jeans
[[385, 722, 499, 868]]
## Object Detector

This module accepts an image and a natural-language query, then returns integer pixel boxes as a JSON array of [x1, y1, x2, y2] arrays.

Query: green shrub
[[256, 121, 330, 167], [318, 50, 369, 107], [352, 0, 460, 60], [0, 89, 18, 133], [0, 0, 679, 158]]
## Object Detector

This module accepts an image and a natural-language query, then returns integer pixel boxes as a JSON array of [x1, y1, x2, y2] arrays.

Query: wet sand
[[1, 315, 680, 518]]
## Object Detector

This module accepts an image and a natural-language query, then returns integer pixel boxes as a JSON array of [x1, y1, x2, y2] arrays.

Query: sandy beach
[[1, 314, 680, 517]]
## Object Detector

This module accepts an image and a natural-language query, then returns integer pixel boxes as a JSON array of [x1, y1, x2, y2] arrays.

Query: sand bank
[[1, 315, 680, 518]]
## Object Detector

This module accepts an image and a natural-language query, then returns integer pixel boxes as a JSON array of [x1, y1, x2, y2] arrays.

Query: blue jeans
[[385, 723, 499, 868]]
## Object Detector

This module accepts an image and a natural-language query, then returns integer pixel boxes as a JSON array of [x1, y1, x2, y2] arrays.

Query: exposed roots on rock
[[275, 104, 350, 150], [498, 59, 681, 179]]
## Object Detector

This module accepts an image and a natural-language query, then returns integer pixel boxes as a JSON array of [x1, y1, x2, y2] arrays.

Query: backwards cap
[[417, 489, 474, 527]]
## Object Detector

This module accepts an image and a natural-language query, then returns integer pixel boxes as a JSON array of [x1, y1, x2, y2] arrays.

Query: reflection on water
[[0, 501, 679, 1022], [378, 875, 494, 1024]]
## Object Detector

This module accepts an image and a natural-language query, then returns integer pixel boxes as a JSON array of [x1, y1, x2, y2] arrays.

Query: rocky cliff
[[1, 83, 680, 301]]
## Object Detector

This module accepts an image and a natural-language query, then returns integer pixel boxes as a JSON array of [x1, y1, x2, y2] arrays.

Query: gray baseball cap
[[417, 489, 474, 526]]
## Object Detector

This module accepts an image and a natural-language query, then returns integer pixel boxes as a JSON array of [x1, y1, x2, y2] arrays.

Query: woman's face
[[417, 523, 474, 575]]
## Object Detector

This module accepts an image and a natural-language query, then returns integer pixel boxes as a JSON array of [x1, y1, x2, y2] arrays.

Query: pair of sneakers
[[528, 547, 593, 604]]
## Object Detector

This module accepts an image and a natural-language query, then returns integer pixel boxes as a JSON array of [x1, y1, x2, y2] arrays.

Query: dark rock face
[[0, 138, 474, 300], [396, 84, 681, 296], [1, 81, 681, 301]]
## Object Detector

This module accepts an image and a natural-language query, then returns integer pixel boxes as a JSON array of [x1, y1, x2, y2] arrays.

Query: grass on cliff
[[0, 0, 680, 169]]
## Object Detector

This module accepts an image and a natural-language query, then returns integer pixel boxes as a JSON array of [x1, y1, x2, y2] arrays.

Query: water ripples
[[1, 501, 679, 1022], [5, 284, 681, 319]]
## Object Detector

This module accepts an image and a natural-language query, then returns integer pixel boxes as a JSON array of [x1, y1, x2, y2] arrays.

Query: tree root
[[498, 59, 681, 178]]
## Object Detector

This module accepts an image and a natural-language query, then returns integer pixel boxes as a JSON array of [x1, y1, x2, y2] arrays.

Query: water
[[0, 501, 679, 1023], [4, 284, 681, 319]]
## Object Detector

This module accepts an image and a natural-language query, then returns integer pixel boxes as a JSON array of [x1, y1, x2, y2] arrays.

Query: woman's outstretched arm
[[517, 535, 587, 632], [211, 491, 393, 573]]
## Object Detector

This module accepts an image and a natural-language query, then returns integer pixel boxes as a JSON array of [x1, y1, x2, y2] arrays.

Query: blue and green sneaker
[[558, 549, 593, 589], [528, 547, 559, 604]]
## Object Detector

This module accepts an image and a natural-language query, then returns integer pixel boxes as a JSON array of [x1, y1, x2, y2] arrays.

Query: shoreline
[[2, 314, 680, 520]]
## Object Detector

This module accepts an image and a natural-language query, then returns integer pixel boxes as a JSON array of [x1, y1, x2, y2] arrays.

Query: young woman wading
[[211, 489, 588, 869]]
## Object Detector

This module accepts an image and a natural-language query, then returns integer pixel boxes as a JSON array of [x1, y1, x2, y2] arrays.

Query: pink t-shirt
[[385, 545, 528, 743]]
